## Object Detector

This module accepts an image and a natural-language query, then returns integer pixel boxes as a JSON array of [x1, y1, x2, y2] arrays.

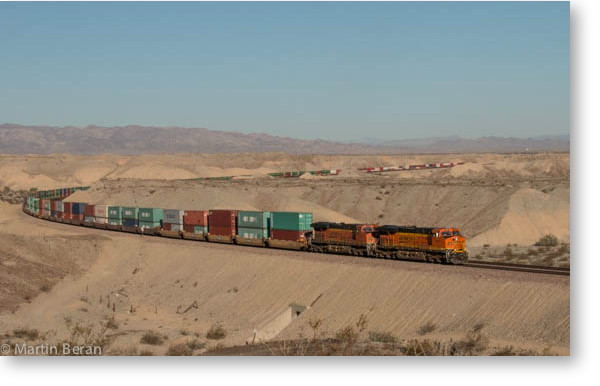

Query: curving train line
[[21, 206, 569, 277]]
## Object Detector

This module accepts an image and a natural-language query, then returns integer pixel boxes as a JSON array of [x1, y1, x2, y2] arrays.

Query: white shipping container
[[95, 205, 109, 218], [95, 217, 108, 224], [56, 201, 64, 212]]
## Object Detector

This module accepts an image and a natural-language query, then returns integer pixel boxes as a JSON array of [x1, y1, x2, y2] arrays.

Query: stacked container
[[271, 212, 313, 241], [39, 199, 49, 216], [50, 200, 57, 217], [237, 211, 271, 239], [84, 204, 96, 223], [138, 208, 163, 230], [71, 202, 87, 222], [108, 206, 122, 226], [163, 209, 184, 231], [208, 210, 237, 236], [55, 200, 64, 219], [63, 202, 73, 220], [94, 204, 109, 225], [183, 210, 209, 234], [122, 207, 138, 228]]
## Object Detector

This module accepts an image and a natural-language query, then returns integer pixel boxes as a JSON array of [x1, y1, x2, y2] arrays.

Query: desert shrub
[[140, 331, 165, 345], [166, 342, 192, 356], [335, 325, 359, 344], [186, 339, 206, 351], [58, 319, 112, 355], [535, 234, 559, 247], [39, 284, 50, 292], [12, 328, 40, 340], [105, 316, 119, 330], [368, 331, 397, 343], [527, 248, 538, 256], [483, 244, 490, 248], [206, 323, 226, 340], [557, 244, 569, 254], [503, 246, 514, 259], [417, 321, 437, 336]]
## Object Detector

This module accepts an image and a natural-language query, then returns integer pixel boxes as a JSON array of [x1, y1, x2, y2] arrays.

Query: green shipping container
[[122, 207, 138, 219], [238, 227, 268, 239], [139, 208, 163, 222], [139, 221, 161, 230], [271, 212, 313, 231], [238, 211, 271, 229], [194, 225, 208, 234], [44, 201, 51, 211], [108, 218, 122, 226], [108, 206, 122, 219]]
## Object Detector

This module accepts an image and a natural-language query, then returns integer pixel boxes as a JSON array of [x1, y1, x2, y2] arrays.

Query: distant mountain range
[[0, 124, 569, 155]]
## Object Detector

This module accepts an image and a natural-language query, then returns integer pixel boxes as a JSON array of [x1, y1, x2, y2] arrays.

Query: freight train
[[22, 186, 468, 265]]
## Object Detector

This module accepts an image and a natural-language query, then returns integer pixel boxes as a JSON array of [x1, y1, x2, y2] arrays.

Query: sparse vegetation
[[206, 323, 226, 340], [166, 342, 192, 356], [12, 328, 40, 341], [535, 234, 559, 247], [140, 331, 165, 345], [417, 321, 437, 336], [369, 330, 397, 343]]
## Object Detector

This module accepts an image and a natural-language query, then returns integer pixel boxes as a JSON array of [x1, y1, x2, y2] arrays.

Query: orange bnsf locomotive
[[309, 222, 468, 264]]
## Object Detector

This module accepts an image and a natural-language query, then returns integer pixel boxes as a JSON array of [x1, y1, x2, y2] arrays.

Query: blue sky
[[0, 1, 569, 140]]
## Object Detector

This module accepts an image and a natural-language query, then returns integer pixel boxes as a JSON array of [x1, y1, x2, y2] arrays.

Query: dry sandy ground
[[0, 152, 570, 355], [0, 203, 569, 355]]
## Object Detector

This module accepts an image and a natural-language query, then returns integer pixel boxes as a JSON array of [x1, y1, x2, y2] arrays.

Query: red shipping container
[[209, 210, 237, 226], [51, 200, 57, 211], [62, 213, 72, 220], [163, 223, 172, 231], [84, 204, 96, 217], [209, 225, 236, 236], [71, 214, 84, 221], [271, 229, 307, 242], [39, 199, 48, 215], [183, 210, 209, 225], [56, 212, 63, 219], [64, 202, 73, 214]]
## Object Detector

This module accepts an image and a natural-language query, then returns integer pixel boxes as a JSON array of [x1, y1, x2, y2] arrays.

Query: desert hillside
[[0, 152, 569, 247]]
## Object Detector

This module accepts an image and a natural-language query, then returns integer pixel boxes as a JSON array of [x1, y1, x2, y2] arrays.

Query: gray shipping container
[[163, 209, 184, 224]]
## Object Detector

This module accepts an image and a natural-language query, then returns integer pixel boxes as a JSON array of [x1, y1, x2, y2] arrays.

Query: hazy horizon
[[0, 2, 569, 140]]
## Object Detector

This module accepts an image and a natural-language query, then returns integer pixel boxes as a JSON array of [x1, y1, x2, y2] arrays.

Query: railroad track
[[464, 260, 570, 276]]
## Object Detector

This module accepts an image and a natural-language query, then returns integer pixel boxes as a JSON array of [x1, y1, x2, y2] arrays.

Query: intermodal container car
[[122, 207, 138, 220], [163, 209, 184, 225], [183, 225, 208, 234], [271, 229, 308, 242], [108, 206, 122, 219], [72, 203, 87, 215], [95, 205, 108, 218], [209, 225, 236, 236], [238, 211, 271, 229], [271, 212, 313, 231], [84, 205, 95, 217], [183, 210, 209, 226], [209, 210, 237, 227], [139, 208, 163, 223], [238, 227, 268, 239]]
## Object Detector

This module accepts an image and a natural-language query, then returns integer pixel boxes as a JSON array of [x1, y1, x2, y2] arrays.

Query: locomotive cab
[[433, 227, 467, 263]]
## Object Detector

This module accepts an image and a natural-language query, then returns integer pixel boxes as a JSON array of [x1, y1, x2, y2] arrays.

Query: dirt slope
[[0, 204, 569, 354]]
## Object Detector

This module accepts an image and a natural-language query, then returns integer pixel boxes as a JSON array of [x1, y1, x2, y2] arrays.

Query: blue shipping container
[[123, 219, 138, 228], [72, 203, 87, 215]]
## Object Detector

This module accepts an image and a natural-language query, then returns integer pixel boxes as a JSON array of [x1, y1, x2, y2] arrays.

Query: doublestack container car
[[271, 212, 313, 241], [208, 209, 238, 242], [138, 208, 163, 232], [108, 206, 122, 227], [237, 211, 271, 246], [182, 210, 209, 240]]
